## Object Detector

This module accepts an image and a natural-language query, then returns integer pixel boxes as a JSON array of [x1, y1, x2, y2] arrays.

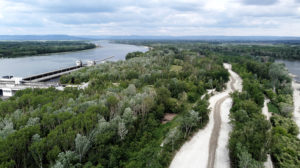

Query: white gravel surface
[[262, 99, 272, 120], [292, 81, 300, 139], [214, 63, 243, 168], [262, 98, 274, 168], [214, 98, 232, 168], [170, 63, 242, 168], [169, 90, 230, 168], [264, 155, 274, 168]]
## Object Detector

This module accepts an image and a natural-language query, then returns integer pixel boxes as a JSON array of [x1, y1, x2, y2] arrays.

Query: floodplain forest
[[0, 41, 300, 168]]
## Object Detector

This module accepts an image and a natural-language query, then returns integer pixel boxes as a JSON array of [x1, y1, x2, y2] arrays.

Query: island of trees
[[0, 40, 300, 168], [0, 41, 96, 58]]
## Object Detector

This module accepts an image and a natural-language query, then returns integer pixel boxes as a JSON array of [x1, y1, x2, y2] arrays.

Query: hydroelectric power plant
[[0, 56, 113, 97]]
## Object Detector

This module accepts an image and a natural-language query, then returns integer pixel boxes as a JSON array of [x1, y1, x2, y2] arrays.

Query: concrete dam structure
[[0, 56, 113, 97]]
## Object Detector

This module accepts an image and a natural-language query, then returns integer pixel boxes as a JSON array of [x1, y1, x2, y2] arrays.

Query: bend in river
[[0, 41, 148, 78]]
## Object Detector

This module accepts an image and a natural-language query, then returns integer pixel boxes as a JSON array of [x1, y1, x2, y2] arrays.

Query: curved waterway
[[0, 41, 148, 77]]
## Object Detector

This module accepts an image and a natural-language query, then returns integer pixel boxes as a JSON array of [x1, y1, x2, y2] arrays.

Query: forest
[[121, 41, 300, 168], [0, 41, 96, 58], [226, 58, 300, 167], [119, 40, 300, 60], [0, 41, 300, 168], [0, 43, 229, 167]]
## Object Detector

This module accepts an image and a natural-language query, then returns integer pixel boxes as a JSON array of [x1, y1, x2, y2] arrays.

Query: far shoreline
[[0, 41, 98, 59]]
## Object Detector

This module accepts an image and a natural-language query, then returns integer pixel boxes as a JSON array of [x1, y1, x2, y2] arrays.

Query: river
[[276, 59, 300, 82], [0, 41, 148, 78]]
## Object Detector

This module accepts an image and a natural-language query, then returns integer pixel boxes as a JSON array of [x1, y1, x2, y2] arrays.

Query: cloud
[[1, 0, 300, 36], [241, 0, 279, 6], [10, 0, 120, 13]]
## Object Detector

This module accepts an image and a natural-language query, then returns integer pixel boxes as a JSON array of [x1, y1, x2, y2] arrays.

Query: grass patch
[[170, 65, 182, 73], [268, 102, 280, 114]]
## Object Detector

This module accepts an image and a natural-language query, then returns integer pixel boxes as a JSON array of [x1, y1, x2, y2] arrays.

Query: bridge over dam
[[23, 65, 83, 82], [0, 56, 114, 97], [23, 56, 114, 82]]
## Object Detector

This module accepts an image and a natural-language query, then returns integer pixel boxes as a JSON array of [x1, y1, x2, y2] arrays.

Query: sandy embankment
[[262, 98, 274, 168], [292, 81, 300, 139], [264, 155, 274, 168], [170, 63, 242, 168], [213, 63, 243, 168], [169, 90, 230, 168], [214, 98, 232, 168], [262, 99, 272, 120]]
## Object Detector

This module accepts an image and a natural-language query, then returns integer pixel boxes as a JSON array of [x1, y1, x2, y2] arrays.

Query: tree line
[[0, 41, 96, 58], [121, 40, 300, 60]]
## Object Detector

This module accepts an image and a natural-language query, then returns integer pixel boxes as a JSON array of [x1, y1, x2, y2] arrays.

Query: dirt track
[[169, 64, 242, 168], [207, 74, 237, 168]]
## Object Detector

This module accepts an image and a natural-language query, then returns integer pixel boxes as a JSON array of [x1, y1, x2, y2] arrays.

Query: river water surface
[[276, 59, 300, 81], [0, 41, 148, 77]]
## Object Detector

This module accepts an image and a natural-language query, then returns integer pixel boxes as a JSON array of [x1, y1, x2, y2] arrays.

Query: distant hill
[[80, 35, 300, 42], [1, 35, 300, 43], [0, 35, 90, 41]]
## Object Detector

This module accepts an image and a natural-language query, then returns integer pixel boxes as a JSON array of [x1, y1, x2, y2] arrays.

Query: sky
[[1, 0, 300, 36]]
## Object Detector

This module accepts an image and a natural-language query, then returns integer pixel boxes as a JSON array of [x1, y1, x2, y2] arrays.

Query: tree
[[122, 107, 136, 125], [123, 84, 136, 96], [278, 102, 293, 117], [26, 117, 40, 127], [75, 134, 91, 163], [180, 110, 199, 137], [106, 95, 119, 120], [3, 126, 40, 168], [0, 118, 15, 138], [29, 134, 44, 168], [52, 151, 80, 168], [269, 63, 290, 91], [125, 51, 144, 60], [161, 127, 180, 151], [236, 143, 263, 168], [118, 121, 128, 140], [89, 117, 111, 142]]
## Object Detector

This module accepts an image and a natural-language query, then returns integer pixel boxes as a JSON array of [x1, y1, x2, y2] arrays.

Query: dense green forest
[[0, 41, 96, 58], [1, 41, 300, 168], [119, 40, 300, 59], [0, 44, 229, 167], [224, 58, 300, 167], [120, 41, 300, 167]]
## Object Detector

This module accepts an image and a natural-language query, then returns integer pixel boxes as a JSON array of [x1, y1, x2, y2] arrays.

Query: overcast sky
[[1, 0, 300, 36]]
